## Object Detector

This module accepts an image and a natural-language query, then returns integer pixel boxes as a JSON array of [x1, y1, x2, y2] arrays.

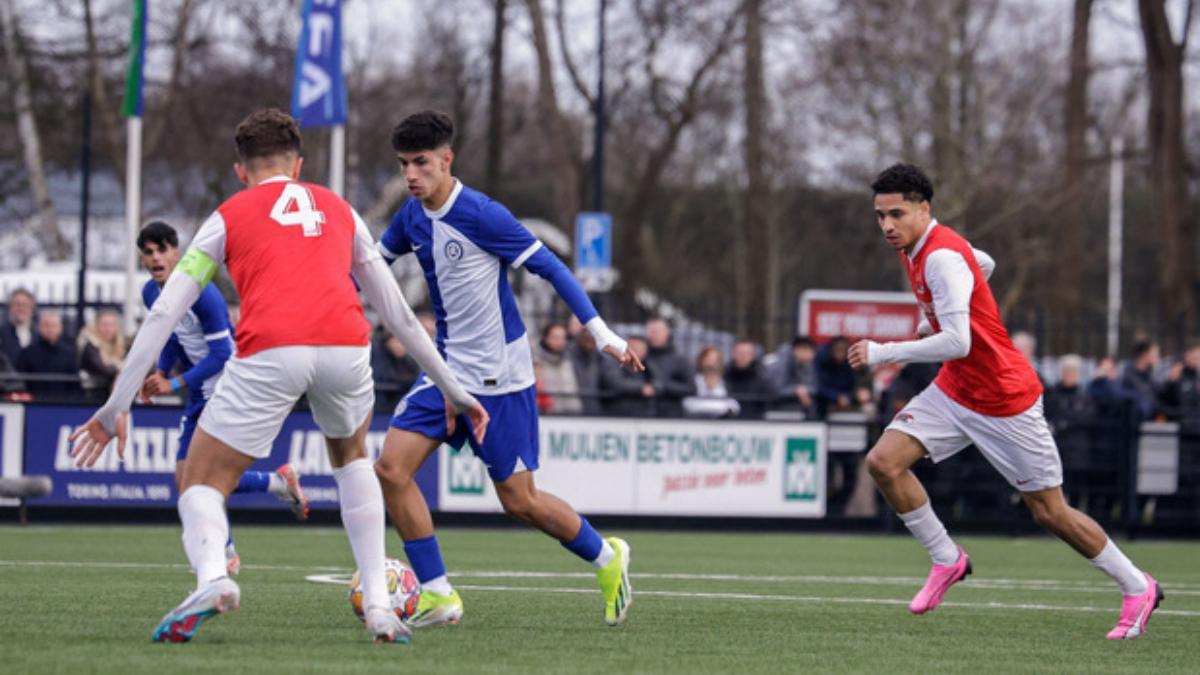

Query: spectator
[[77, 309, 127, 400], [1162, 340, 1200, 429], [599, 336, 653, 417], [1011, 330, 1045, 381], [369, 324, 422, 401], [1, 288, 36, 366], [15, 310, 77, 398], [1045, 354, 1094, 432], [643, 318, 695, 417], [877, 361, 939, 425], [770, 335, 817, 417], [566, 317, 602, 414], [724, 340, 772, 419], [534, 322, 582, 414], [684, 345, 739, 418], [1121, 338, 1162, 420], [1088, 356, 1132, 403], [814, 336, 870, 417]]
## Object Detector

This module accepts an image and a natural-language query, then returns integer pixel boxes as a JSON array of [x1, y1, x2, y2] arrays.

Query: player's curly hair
[[871, 163, 934, 204], [234, 108, 301, 162], [391, 111, 454, 153], [137, 221, 178, 251]]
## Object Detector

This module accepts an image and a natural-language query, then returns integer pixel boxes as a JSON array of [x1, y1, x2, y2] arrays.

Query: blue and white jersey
[[142, 279, 235, 402], [380, 180, 600, 395]]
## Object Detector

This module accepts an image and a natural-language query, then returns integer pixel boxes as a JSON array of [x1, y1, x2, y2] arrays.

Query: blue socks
[[404, 535, 448, 584], [562, 517, 603, 563], [234, 471, 272, 494]]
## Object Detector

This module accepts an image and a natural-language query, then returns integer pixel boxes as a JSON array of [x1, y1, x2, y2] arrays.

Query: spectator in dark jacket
[[1046, 354, 1094, 432], [644, 318, 695, 417], [1121, 339, 1162, 420], [1, 288, 36, 367], [770, 335, 817, 417], [1162, 341, 1200, 430], [16, 310, 77, 398], [370, 325, 421, 409], [599, 336, 653, 417], [815, 336, 867, 417], [567, 317, 602, 415], [725, 340, 772, 419]]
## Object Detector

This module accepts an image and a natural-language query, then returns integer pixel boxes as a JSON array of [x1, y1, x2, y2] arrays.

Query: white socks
[[267, 472, 287, 497], [334, 458, 390, 611], [591, 540, 616, 569], [1090, 538, 1149, 596], [898, 502, 959, 566], [178, 485, 230, 587], [422, 575, 453, 595]]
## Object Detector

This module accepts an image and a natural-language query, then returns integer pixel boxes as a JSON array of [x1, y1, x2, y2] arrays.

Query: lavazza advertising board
[[439, 417, 827, 518]]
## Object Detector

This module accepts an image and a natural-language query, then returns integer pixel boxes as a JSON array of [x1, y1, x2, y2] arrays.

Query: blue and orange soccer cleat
[[151, 576, 240, 643]]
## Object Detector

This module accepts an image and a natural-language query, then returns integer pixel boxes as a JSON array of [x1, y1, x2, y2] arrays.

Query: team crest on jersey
[[445, 240, 464, 261]]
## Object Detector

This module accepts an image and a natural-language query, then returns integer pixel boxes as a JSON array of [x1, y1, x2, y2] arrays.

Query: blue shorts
[[176, 399, 207, 461], [390, 375, 539, 482]]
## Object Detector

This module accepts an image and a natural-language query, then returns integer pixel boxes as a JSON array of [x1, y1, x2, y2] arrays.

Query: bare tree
[[1058, 0, 1093, 309], [740, 0, 769, 342], [484, 0, 507, 196], [0, 0, 66, 260], [1138, 0, 1196, 324]]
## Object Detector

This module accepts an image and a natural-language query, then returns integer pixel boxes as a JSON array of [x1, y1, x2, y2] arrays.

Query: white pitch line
[[448, 584, 1200, 618]]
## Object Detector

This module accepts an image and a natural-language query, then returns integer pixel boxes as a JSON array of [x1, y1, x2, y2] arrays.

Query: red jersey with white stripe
[[901, 224, 1041, 416], [217, 180, 368, 357]]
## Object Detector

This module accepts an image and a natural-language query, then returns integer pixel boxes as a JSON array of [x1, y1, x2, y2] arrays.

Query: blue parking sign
[[575, 212, 612, 270]]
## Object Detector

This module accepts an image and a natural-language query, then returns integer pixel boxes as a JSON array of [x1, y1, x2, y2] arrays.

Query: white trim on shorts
[[885, 383, 1063, 491], [198, 345, 374, 459]]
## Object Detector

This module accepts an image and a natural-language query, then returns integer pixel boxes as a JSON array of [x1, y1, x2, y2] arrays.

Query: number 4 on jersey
[[270, 183, 325, 237]]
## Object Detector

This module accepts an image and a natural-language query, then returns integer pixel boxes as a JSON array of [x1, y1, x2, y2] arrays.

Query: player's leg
[[177, 407, 240, 577], [231, 465, 309, 521], [310, 345, 409, 643], [154, 428, 255, 642], [867, 386, 974, 614], [492, 470, 631, 626], [373, 375, 464, 627], [966, 395, 1162, 639]]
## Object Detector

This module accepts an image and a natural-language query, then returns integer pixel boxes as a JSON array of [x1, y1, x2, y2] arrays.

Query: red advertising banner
[[798, 290, 920, 344]]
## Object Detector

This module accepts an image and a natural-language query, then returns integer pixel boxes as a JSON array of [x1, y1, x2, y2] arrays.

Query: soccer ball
[[349, 557, 421, 621]]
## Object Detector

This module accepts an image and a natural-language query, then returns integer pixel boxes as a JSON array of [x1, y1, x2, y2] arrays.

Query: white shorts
[[198, 345, 374, 459], [886, 383, 1063, 491]]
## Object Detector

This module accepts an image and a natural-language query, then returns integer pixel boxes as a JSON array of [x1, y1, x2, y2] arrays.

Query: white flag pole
[[122, 115, 142, 335], [330, 124, 345, 197]]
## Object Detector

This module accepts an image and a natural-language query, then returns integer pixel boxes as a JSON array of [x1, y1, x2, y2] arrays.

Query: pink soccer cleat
[[275, 464, 309, 521], [909, 546, 972, 615], [1106, 573, 1164, 640]]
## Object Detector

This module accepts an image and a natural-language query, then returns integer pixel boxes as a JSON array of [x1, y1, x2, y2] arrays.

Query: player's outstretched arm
[[70, 264, 206, 467], [350, 216, 489, 443]]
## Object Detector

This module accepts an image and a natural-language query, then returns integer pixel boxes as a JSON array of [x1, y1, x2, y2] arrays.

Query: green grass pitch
[[0, 525, 1196, 674]]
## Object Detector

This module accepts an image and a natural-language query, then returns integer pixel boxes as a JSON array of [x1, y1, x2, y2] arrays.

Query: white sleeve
[[868, 250, 973, 365], [189, 212, 228, 265], [349, 213, 479, 412], [972, 248, 995, 280], [94, 272, 202, 431]]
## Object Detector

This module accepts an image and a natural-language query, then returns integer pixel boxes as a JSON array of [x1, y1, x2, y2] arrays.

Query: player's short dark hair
[[137, 221, 178, 251], [234, 108, 302, 163], [872, 163, 934, 204], [391, 111, 455, 153]]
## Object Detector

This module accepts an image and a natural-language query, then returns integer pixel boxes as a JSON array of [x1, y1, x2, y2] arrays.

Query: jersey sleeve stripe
[[203, 329, 231, 341], [177, 248, 218, 287], [511, 241, 543, 268], [377, 240, 400, 263]]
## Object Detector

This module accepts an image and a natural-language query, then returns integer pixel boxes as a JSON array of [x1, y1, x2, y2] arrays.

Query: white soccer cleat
[[274, 464, 310, 521], [366, 605, 412, 644], [151, 576, 240, 643]]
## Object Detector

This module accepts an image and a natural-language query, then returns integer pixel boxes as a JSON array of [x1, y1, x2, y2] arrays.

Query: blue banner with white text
[[21, 405, 438, 510], [290, 0, 347, 128]]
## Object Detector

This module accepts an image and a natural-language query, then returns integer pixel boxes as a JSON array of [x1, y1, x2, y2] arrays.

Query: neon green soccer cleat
[[405, 588, 464, 628], [596, 537, 632, 626]]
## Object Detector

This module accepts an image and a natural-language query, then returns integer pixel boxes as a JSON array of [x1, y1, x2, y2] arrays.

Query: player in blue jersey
[[373, 111, 643, 628], [136, 221, 309, 575]]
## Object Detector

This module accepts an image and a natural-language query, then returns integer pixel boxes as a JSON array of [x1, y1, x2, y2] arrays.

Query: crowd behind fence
[[2, 289, 1198, 534]]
